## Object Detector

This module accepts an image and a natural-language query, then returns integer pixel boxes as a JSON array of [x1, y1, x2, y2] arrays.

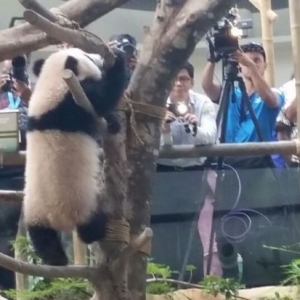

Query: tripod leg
[[177, 168, 209, 283]]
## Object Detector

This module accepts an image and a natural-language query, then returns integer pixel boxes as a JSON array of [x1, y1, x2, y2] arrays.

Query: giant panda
[[24, 47, 127, 266]]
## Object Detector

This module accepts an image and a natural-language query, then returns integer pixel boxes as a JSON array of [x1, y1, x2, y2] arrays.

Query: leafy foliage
[[200, 275, 245, 299], [4, 278, 92, 300], [146, 260, 177, 294], [2, 235, 92, 300]]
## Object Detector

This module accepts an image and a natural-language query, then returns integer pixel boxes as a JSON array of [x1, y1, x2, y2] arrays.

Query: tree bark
[[89, 111, 130, 300], [0, 0, 130, 61], [126, 0, 236, 299]]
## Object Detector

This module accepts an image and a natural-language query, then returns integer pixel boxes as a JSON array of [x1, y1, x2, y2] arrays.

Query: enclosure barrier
[[0, 140, 300, 168]]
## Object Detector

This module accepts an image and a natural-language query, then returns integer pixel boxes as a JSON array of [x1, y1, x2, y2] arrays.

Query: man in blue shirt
[[202, 42, 284, 144], [200, 43, 287, 286]]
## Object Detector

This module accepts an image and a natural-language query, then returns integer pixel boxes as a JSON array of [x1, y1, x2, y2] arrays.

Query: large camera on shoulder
[[208, 7, 252, 57]]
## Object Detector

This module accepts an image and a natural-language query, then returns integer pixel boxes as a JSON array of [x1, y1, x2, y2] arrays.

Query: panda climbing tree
[[0, 0, 235, 300]]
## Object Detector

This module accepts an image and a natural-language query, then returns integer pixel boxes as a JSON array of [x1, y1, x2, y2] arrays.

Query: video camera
[[2, 55, 29, 93], [116, 39, 137, 61], [111, 34, 137, 62], [207, 6, 253, 57]]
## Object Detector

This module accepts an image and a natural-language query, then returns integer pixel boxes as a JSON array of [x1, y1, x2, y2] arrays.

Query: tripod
[[205, 54, 266, 275], [177, 54, 266, 282]]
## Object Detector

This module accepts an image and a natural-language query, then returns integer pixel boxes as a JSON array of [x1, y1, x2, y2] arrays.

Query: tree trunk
[[90, 111, 130, 300], [126, 1, 236, 298]]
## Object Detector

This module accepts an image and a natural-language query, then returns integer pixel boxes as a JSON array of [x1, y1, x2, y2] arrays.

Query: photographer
[[0, 54, 32, 291], [201, 43, 288, 286], [0, 55, 32, 150], [159, 61, 217, 169], [202, 42, 284, 143], [157, 62, 219, 277]]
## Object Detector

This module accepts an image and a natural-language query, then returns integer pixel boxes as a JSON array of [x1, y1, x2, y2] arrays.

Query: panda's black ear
[[33, 59, 45, 77]]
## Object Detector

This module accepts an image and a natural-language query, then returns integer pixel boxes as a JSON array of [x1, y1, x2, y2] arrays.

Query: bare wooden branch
[[0, 253, 97, 279], [0, 0, 130, 61], [289, 0, 300, 136], [260, 0, 276, 86], [159, 140, 300, 159], [129, 228, 153, 254], [19, 0, 58, 22], [0, 190, 24, 202], [24, 10, 115, 66], [62, 69, 107, 135], [1, 140, 299, 168]]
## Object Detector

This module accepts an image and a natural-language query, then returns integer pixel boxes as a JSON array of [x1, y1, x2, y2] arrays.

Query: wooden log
[[248, 0, 278, 21], [19, 0, 58, 22], [72, 231, 86, 265], [158, 140, 300, 159], [288, 0, 300, 136], [259, 0, 276, 86], [15, 217, 29, 300], [1, 140, 300, 167], [0, 190, 24, 202], [0, 0, 130, 61], [24, 10, 115, 67]]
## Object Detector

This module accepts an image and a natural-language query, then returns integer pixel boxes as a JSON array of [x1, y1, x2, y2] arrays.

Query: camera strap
[[7, 92, 21, 110]]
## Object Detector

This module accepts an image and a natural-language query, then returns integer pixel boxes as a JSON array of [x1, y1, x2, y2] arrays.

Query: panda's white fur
[[24, 49, 103, 231], [24, 47, 126, 266]]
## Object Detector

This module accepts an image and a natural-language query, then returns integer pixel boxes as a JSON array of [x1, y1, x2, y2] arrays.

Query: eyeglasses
[[175, 76, 191, 84]]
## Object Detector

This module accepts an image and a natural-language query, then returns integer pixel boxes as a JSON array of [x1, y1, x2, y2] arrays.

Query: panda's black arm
[[89, 49, 127, 115]]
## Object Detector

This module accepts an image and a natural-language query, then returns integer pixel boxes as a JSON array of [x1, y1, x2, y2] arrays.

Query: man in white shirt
[[159, 62, 217, 168], [276, 76, 298, 165], [157, 62, 222, 276]]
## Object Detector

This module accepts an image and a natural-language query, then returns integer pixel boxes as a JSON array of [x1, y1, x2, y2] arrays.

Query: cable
[[211, 163, 272, 244]]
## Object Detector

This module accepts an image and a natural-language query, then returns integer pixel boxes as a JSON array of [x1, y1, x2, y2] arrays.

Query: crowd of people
[[0, 33, 299, 290]]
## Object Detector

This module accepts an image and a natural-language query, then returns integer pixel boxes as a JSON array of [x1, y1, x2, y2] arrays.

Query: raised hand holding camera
[[165, 102, 198, 136]]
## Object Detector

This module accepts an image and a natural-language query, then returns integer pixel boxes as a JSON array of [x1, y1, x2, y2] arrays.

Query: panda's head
[[33, 48, 104, 81]]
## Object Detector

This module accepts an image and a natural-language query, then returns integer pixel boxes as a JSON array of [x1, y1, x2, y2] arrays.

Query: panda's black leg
[[103, 112, 121, 134], [27, 225, 68, 266], [76, 211, 108, 244]]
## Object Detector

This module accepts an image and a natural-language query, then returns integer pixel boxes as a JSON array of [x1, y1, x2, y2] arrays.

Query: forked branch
[[0, 0, 130, 61], [24, 10, 115, 67]]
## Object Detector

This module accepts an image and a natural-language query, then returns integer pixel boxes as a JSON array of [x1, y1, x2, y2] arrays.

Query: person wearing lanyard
[[0, 59, 32, 149], [0, 58, 32, 292]]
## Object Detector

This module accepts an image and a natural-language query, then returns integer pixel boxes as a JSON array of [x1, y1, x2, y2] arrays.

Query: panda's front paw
[[104, 112, 121, 135], [107, 120, 121, 134]]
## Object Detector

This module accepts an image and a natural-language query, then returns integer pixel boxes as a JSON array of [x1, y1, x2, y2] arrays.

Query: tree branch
[[62, 69, 107, 133], [0, 0, 130, 61], [0, 190, 23, 202], [2, 140, 298, 168], [24, 10, 115, 66], [129, 227, 153, 254], [19, 0, 58, 22], [0, 253, 97, 279]]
